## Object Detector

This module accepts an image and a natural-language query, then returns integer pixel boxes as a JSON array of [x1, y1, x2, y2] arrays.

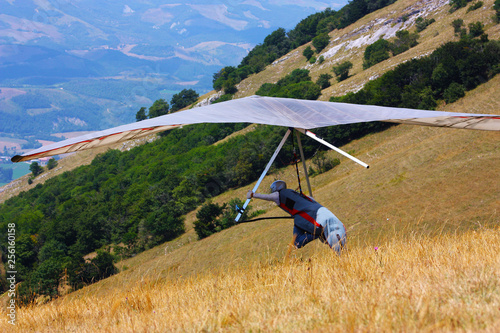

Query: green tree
[[312, 33, 330, 53], [286, 82, 322, 100], [449, 0, 472, 12], [218, 198, 247, 230], [255, 69, 321, 100], [443, 82, 465, 103], [170, 89, 199, 112], [390, 30, 419, 55], [316, 73, 333, 89], [136, 107, 147, 121], [303, 46, 314, 60], [15, 234, 38, 275], [85, 250, 117, 282], [311, 151, 340, 175], [431, 63, 451, 94], [148, 99, 169, 118], [194, 202, 226, 239], [193, 199, 250, 239], [415, 17, 435, 32], [468, 21, 484, 38], [494, 0, 500, 22], [47, 158, 58, 170], [417, 87, 437, 110], [213, 94, 233, 104], [363, 39, 391, 69], [466, 1, 483, 13], [27, 258, 63, 298], [452, 19, 464, 34], [222, 79, 238, 95], [213, 68, 226, 91], [30, 162, 43, 177], [332, 61, 353, 81], [38, 240, 68, 262], [278, 69, 312, 85]]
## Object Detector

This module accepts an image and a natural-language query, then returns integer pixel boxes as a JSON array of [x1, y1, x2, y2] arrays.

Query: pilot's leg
[[293, 225, 317, 248]]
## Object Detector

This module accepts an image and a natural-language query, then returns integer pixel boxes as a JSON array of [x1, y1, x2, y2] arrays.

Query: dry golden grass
[[4, 225, 500, 332]]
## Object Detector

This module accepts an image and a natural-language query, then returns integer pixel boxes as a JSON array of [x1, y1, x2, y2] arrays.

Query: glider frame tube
[[295, 128, 369, 169], [295, 130, 313, 197], [235, 128, 292, 222]]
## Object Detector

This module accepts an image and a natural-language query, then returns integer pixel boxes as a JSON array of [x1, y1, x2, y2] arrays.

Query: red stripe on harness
[[279, 203, 322, 228]]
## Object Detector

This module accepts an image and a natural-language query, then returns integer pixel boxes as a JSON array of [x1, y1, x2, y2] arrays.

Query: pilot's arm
[[247, 190, 280, 205]]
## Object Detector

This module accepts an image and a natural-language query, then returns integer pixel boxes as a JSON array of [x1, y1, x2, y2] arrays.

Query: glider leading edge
[[11, 95, 500, 163]]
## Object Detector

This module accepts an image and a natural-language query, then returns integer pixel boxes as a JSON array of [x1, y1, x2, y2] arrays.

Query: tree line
[[135, 89, 199, 121]]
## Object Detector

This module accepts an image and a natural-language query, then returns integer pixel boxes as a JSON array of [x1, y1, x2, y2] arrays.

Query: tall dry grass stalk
[[4, 226, 500, 332]]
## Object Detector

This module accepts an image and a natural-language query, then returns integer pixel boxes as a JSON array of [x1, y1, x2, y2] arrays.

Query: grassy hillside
[[0, 0, 499, 330], [7, 228, 500, 331], [3, 71, 498, 331]]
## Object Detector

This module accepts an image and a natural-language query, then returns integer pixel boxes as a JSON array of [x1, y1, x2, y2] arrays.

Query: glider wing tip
[[11, 155, 24, 163]]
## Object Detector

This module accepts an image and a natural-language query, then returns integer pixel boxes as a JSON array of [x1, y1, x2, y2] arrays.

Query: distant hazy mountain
[[0, 0, 348, 87], [0, 0, 347, 139]]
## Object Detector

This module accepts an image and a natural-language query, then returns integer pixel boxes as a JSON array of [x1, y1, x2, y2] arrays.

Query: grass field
[[4, 225, 500, 332]]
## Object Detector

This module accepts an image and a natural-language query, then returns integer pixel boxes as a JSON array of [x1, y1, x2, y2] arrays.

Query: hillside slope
[[1, 0, 499, 330], [3, 60, 499, 333], [64, 72, 500, 294]]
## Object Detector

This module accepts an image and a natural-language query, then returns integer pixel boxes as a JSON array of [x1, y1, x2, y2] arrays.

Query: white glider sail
[[12, 95, 500, 162]]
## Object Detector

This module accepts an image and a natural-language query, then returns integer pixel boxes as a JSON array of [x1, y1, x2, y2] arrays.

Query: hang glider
[[11, 95, 500, 163]]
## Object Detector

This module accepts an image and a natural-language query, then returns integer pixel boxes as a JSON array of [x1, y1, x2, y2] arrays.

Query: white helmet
[[270, 180, 287, 193]]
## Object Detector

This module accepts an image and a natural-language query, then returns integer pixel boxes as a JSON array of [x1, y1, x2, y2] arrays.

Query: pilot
[[247, 180, 346, 254]]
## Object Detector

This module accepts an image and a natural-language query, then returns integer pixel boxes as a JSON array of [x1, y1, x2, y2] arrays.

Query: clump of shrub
[[415, 17, 436, 32], [332, 61, 353, 82], [466, 1, 483, 13], [363, 39, 391, 69], [256, 69, 322, 100], [194, 198, 259, 239], [316, 74, 333, 89], [308, 151, 340, 177]]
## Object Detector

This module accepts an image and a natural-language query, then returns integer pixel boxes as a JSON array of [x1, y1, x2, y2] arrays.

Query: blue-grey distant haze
[[0, 0, 347, 138]]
